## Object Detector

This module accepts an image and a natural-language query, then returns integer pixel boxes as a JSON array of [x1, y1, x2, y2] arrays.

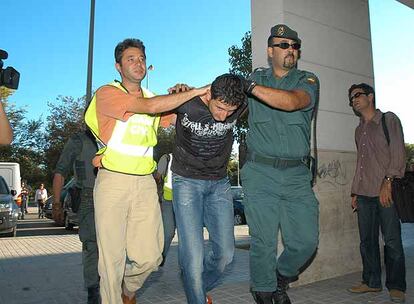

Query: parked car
[[231, 186, 246, 225], [43, 196, 54, 219], [0, 176, 20, 237]]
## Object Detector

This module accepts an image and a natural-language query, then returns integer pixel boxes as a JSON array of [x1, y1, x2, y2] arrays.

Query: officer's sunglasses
[[271, 42, 301, 50], [349, 92, 368, 106]]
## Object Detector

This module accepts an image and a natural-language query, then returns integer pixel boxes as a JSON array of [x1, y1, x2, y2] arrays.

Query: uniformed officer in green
[[53, 130, 99, 304], [240, 24, 320, 304]]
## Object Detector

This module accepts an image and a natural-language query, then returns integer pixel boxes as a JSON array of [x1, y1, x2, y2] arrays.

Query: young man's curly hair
[[114, 38, 146, 64], [211, 74, 247, 106]]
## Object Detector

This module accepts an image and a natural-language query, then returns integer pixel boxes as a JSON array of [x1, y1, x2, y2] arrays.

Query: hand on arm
[[0, 102, 13, 145]]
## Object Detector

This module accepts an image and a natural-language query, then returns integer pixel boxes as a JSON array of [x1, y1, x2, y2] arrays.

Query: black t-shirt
[[172, 96, 245, 180]]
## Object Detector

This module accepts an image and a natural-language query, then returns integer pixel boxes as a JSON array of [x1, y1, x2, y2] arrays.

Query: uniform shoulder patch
[[307, 76, 316, 84]]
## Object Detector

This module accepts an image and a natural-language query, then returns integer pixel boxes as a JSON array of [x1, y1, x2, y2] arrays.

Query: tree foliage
[[228, 31, 252, 144], [406, 144, 414, 170], [154, 126, 175, 162], [43, 95, 86, 180], [1, 92, 86, 191], [0, 97, 46, 188], [228, 31, 252, 78]]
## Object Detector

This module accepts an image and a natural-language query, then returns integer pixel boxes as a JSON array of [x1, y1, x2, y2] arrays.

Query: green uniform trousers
[[241, 161, 319, 292], [78, 189, 99, 289]]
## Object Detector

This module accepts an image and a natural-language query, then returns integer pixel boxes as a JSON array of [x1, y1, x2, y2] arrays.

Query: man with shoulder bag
[[347, 83, 407, 303]]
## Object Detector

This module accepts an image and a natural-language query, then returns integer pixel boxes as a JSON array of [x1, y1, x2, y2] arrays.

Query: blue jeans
[[172, 174, 235, 304], [356, 195, 406, 292], [161, 199, 176, 262]]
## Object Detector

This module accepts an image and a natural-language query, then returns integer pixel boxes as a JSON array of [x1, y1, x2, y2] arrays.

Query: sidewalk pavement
[[0, 210, 412, 304]]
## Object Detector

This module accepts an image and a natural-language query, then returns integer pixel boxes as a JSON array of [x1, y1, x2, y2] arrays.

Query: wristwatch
[[384, 176, 394, 182], [246, 80, 257, 94]]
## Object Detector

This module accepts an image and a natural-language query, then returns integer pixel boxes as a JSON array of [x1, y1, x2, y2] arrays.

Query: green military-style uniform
[[55, 131, 99, 291], [241, 66, 320, 292]]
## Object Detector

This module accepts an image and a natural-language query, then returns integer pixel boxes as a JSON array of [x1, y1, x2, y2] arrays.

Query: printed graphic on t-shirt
[[181, 113, 236, 138]]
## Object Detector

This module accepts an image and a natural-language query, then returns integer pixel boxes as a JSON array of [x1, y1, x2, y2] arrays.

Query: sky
[[369, 0, 414, 144], [2, 0, 413, 143], [2, 0, 251, 118]]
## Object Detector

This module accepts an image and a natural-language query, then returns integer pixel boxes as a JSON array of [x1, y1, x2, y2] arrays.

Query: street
[[0, 208, 413, 303]]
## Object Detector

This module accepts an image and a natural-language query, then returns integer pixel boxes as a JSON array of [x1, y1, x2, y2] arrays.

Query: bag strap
[[381, 113, 390, 146]]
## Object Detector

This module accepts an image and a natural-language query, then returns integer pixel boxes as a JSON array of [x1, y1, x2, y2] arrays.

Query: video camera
[[0, 49, 20, 90]]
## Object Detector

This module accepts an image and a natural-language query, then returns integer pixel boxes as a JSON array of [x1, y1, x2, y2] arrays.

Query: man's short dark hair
[[114, 38, 146, 64], [211, 74, 246, 107], [348, 83, 375, 106]]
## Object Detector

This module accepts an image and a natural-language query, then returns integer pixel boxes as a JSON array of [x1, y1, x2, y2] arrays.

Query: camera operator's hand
[[238, 76, 257, 95], [0, 102, 13, 145]]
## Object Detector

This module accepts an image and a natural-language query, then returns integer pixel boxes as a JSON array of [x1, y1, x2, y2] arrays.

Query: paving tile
[[0, 218, 412, 304]]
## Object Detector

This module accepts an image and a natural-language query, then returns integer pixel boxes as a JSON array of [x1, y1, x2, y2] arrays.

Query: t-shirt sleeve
[[54, 135, 82, 177], [295, 72, 319, 111], [95, 85, 137, 121]]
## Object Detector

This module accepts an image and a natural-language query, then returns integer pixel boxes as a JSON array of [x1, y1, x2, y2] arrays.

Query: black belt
[[246, 152, 308, 169]]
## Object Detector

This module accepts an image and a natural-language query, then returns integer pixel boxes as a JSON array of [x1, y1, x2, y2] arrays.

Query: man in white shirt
[[35, 183, 48, 218]]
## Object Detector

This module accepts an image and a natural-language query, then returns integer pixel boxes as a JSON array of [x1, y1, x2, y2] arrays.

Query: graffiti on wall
[[317, 159, 349, 187]]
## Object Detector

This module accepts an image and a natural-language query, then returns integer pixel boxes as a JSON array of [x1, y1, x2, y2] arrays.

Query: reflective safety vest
[[85, 81, 160, 175], [163, 153, 173, 201]]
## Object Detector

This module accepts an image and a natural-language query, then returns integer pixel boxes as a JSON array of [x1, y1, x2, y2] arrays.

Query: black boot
[[87, 286, 100, 304], [273, 272, 291, 304], [251, 290, 275, 304]]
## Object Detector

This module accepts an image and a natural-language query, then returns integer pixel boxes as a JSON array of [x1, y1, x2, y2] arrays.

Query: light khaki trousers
[[94, 169, 163, 304]]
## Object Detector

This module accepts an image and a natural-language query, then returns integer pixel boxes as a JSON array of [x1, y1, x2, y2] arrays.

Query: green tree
[[228, 31, 252, 144], [227, 152, 240, 186], [406, 143, 414, 170], [154, 126, 175, 162], [228, 31, 252, 173], [43, 95, 86, 181], [228, 31, 252, 78], [0, 91, 47, 188]]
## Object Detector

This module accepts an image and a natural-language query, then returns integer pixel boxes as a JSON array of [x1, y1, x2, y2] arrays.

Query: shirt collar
[[359, 109, 382, 125], [267, 67, 297, 80]]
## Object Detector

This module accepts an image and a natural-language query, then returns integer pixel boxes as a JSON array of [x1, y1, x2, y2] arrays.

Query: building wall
[[251, 0, 375, 284]]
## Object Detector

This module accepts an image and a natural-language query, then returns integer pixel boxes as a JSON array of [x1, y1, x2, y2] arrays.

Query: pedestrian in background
[[347, 83, 406, 303], [20, 181, 29, 219], [35, 183, 48, 218]]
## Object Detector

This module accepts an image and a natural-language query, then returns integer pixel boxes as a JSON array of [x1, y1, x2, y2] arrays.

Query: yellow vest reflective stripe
[[163, 153, 173, 201], [85, 81, 160, 175]]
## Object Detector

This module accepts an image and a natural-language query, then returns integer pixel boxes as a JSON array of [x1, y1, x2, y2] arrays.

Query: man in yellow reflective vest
[[85, 38, 209, 304]]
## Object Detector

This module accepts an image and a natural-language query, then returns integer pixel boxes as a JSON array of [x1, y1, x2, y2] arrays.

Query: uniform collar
[[267, 67, 297, 80]]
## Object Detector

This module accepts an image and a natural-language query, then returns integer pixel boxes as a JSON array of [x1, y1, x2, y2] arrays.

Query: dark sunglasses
[[349, 92, 368, 106], [271, 42, 301, 50]]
